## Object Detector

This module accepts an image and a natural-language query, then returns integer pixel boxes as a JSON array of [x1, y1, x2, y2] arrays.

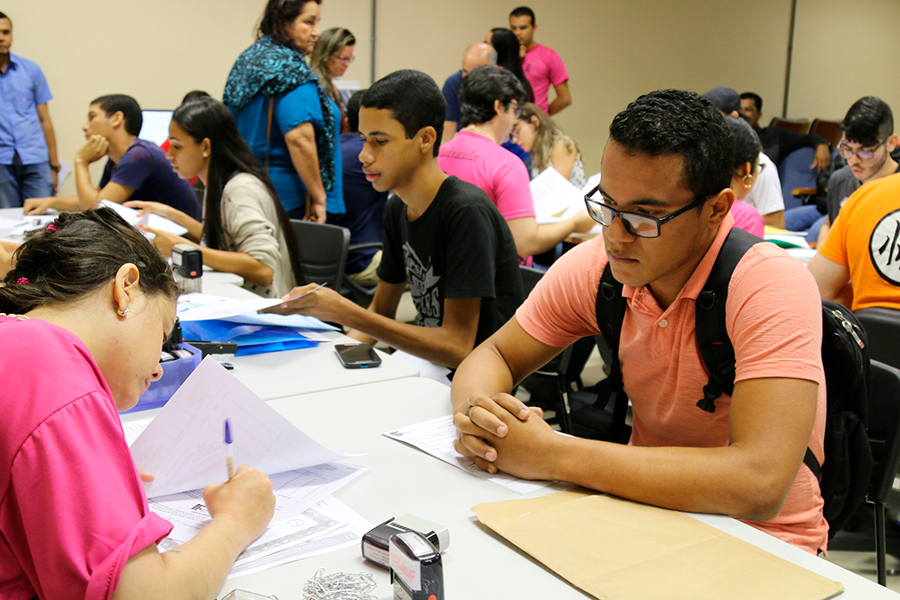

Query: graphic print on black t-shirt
[[403, 242, 442, 327]]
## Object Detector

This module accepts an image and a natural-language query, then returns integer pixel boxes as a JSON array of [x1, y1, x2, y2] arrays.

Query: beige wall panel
[[375, 0, 792, 173], [6, 0, 369, 195], [7, 0, 798, 193], [787, 0, 900, 123]]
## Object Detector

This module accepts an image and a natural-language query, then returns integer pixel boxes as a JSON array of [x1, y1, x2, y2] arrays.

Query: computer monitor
[[140, 109, 174, 148]]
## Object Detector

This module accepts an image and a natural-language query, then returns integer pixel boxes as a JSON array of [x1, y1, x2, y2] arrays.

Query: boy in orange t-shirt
[[812, 172, 900, 311]]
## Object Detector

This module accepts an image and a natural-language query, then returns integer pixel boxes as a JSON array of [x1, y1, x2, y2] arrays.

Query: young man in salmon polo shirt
[[452, 89, 829, 554]]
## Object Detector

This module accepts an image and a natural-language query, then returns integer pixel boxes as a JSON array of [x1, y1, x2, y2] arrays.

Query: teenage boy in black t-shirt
[[264, 70, 522, 369]]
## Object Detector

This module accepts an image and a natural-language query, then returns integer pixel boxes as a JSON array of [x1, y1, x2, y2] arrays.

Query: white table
[[221, 377, 899, 600], [189, 271, 420, 400]]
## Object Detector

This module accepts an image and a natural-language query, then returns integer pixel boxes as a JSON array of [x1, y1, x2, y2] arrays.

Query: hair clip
[[46, 224, 57, 232], [16, 277, 29, 285]]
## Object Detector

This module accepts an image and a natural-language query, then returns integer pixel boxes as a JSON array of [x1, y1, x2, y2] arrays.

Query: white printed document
[[225, 495, 373, 579], [177, 293, 339, 331], [99, 199, 188, 235], [131, 357, 352, 498], [151, 463, 365, 566], [530, 167, 589, 224], [384, 415, 554, 494]]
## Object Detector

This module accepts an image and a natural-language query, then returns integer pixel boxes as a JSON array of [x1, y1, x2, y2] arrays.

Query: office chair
[[828, 360, 900, 586], [811, 118, 843, 148], [856, 308, 900, 371], [778, 147, 818, 211], [769, 117, 812, 134], [519, 265, 574, 433], [290, 219, 350, 290]]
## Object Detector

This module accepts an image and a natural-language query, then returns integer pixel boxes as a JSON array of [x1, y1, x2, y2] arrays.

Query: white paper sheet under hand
[[177, 293, 339, 331], [130, 357, 352, 497], [151, 462, 365, 566], [384, 414, 553, 494], [226, 495, 372, 579], [99, 199, 188, 235]]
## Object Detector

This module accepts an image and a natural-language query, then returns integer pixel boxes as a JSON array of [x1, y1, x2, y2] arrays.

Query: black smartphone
[[335, 343, 382, 369]]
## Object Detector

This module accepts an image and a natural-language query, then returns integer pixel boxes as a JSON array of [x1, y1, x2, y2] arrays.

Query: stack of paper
[[176, 294, 339, 356], [100, 199, 189, 235], [127, 358, 371, 576]]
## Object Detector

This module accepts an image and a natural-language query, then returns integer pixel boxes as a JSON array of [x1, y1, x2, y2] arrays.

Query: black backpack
[[586, 227, 873, 538]]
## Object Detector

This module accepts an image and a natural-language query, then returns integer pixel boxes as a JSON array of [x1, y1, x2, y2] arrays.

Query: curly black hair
[[608, 89, 734, 197]]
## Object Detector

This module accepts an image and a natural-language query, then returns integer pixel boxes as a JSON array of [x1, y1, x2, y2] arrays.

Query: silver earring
[[117, 307, 129, 318]]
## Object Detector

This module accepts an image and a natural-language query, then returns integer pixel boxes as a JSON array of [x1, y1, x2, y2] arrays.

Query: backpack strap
[[803, 448, 822, 479], [595, 263, 630, 443], [694, 228, 763, 412]]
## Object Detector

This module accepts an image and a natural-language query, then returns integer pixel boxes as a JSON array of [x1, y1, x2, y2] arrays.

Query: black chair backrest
[[520, 265, 543, 298], [866, 360, 900, 503], [290, 219, 350, 290], [856, 307, 900, 371]]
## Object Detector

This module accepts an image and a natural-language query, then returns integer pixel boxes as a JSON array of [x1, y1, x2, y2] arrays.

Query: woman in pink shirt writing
[[0, 207, 275, 600]]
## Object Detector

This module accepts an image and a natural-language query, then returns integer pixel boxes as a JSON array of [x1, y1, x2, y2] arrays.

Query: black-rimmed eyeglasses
[[583, 184, 712, 239], [838, 137, 888, 162]]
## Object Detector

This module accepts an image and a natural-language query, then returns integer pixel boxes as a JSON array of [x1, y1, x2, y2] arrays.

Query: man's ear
[[887, 133, 899, 152], [419, 126, 437, 155], [707, 188, 734, 229], [111, 110, 125, 130], [493, 99, 505, 119]]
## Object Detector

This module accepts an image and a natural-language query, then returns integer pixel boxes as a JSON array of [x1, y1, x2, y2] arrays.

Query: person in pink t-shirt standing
[[451, 89, 829, 555], [509, 6, 571, 116]]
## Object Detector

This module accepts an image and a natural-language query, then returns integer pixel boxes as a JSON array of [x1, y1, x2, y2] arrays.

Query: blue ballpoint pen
[[225, 419, 235, 480]]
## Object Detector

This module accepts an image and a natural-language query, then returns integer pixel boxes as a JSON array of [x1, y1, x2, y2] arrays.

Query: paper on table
[[152, 463, 365, 566], [226, 495, 373, 579], [130, 357, 352, 497], [99, 199, 188, 235], [473, 490, 843, 600], [530, 167, 586, 224], [177, 294, 339, 331], [383, 414, 554, 494]]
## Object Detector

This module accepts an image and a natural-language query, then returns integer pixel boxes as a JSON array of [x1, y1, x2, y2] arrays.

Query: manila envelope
[[473, 489, 844, 600]]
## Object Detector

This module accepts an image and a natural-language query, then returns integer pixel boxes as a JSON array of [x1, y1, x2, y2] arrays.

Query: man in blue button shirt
[[0, 12, 60, 208]]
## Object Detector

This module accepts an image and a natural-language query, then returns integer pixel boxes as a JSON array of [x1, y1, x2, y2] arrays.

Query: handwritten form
[[384, 415, 554, 495], [130, 357, 351, 498], [124, 359, 370, 572]]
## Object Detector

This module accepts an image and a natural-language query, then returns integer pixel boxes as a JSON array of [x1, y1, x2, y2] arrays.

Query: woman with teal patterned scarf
[[224, 0, 344, 223]]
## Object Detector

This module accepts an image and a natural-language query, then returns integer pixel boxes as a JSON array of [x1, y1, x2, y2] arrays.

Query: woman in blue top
[[223, 0, 343, 223]]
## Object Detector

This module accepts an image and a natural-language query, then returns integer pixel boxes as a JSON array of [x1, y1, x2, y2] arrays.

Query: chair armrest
[[348, 241, 383, 253], [792, 187, 817, 196]]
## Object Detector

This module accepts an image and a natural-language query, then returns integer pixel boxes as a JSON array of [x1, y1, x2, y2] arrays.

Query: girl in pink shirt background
[[0, 208, 274, 600], [725, 115, 766, 237]]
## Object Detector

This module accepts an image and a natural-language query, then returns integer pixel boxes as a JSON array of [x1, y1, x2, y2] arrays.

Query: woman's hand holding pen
[[203, 465, 275, 546]]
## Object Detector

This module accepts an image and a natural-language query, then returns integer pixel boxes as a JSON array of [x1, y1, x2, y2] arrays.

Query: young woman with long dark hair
[[127, 98, 305, 298], [487, 27, 534, 103]]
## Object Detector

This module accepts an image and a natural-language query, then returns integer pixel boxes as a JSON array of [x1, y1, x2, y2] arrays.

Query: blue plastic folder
[[181, 319, 318, 356]]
